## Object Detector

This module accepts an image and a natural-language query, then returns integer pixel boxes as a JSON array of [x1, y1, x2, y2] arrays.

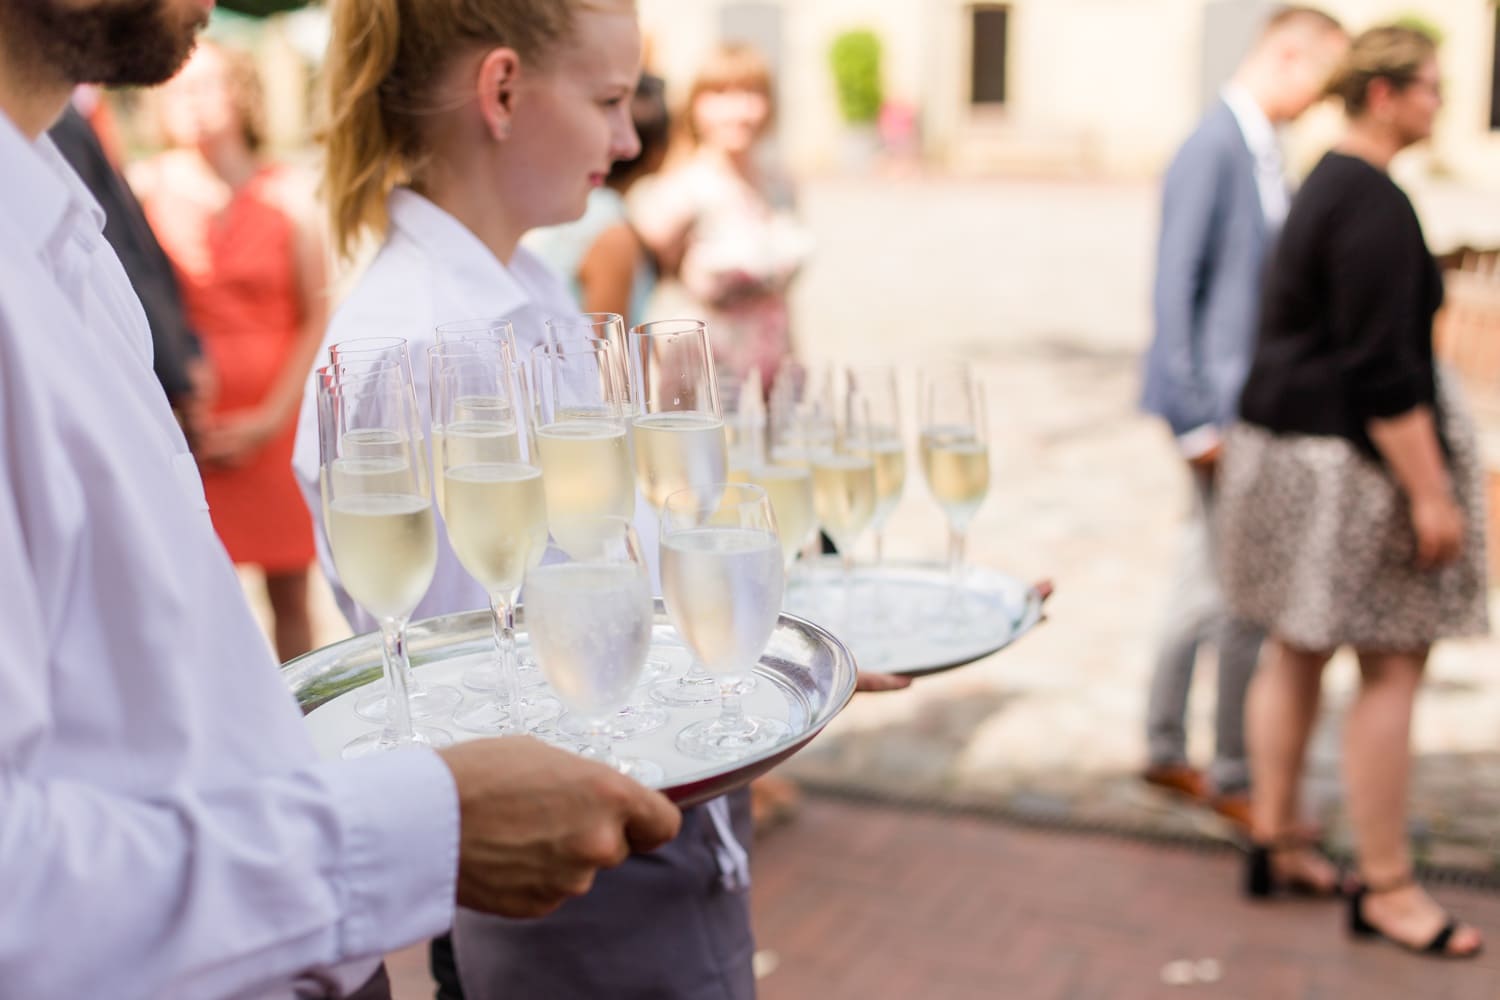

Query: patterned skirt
[[1217, 370, 1489, 652]]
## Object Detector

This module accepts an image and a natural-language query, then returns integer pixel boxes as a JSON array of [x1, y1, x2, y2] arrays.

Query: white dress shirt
[[289, 187, 750, 908], [0, 115, 458, 999], [291, 187, 661, 629], [1221, 83, 1290, 228]]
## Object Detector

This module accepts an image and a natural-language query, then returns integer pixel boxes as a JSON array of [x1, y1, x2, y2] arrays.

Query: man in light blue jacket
[[1139, 6, 1346, 824]]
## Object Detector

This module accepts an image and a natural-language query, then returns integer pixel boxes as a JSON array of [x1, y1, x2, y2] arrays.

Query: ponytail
[[322, 0, 405, 261]]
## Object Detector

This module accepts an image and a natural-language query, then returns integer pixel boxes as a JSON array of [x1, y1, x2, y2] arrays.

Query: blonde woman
[[1220, 25, 1484, 958], [297, 1, 758, 996]]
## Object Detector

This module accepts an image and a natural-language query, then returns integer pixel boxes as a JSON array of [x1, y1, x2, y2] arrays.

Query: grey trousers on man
[[1145, 467, 1263, 795]]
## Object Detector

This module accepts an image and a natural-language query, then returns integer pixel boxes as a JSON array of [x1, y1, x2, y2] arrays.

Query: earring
[[499, 122, 511, 139]]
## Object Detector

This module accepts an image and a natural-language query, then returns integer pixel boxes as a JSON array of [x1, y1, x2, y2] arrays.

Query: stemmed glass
[[434, 317, 518, 359], [533, 338, 671, 740], [526, 516, 663, 783], [627, 319, 730, 707], [810, 393, 878, 632], [661, 482, 788, 759], [316, 369, 451, 757], [326, 339, 463, 723], [544, 312, 626, 362], [434, 354, 558, 735], [919, 365, 991, 619], [846, 365, 906, 565]]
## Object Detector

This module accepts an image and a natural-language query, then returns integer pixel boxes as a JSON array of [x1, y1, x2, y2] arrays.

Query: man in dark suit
[[1139, 7, 1347, 826], [49, 93, 212, 440]]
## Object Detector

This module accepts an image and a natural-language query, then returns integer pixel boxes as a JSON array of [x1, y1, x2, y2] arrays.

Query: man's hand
[[438, 737, 681, 918]]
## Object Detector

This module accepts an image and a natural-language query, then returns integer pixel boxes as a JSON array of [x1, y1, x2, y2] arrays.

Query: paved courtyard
[[252, 173, 1500, 995]]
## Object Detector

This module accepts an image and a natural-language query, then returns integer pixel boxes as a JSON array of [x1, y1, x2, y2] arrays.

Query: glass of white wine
[[919, 365, 992, 612], [317, 370, 450, 758], [661, 483, 789, 760], [526, 516, 663, 783], [435, 355, 559, 735], [434, 317, 518, 360], [323, 343, 464, 724], [545, 313, 626, 365], [810, 395, 878, 633], [846, 365, 906, 565], [627, 319, 731, 708]]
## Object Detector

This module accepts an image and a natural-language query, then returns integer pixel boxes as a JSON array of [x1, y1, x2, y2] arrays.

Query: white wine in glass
[[527, 517, 661, 783], [748, 463, 816, 568], [660, 483, 788, 760], [319, 351, 463, 726], [437, 356, 558, 735], [920, 365, 991, 614], [628, 318, 730, 708], [316, 369, 450, 758]]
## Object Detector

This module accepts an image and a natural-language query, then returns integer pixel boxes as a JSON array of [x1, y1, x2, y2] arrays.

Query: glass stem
[[842, 549, 857, 635], [873, 529, 885, 566], [491, 593, 521, 732], [948, 526, 967, 586], [379, 616, 416, 745], [718, 676, 747, 732], [584, 718, 613, 764]]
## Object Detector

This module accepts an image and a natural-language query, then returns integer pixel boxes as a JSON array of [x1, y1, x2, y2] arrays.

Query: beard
[[1, 0, 208, 88]]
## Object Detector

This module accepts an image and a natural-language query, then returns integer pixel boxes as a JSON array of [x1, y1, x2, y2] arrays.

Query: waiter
[[0, 2, 679, 998]]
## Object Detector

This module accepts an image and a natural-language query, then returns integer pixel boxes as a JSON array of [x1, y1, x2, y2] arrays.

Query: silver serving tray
[[784, 558, 1047, 677], [282, 600, 858, 808]]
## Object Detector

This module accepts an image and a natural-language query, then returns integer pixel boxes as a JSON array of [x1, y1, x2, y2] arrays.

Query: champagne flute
[[661, 483, 789, 759], [545, 313, 626, 366], [811, 395, 878, 633], [436, 355, 559, 735], [530, 339, 634, 544], [628, 319, 730, 707], [526, 516, 663, 783], [919, 365, 991, 618], [846, 365, 906, 564], [317, 370, 450, 757], [434, 317, 518, 360], [325, 342, 463, 723], [533, 339, 670, 739]]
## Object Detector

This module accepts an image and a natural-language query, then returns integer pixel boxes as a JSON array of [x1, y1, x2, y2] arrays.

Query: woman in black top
[[1218, 25, 1485, 958]]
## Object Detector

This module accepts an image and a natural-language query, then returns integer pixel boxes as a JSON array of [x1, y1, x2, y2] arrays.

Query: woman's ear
[[476, 47, 522, 142]]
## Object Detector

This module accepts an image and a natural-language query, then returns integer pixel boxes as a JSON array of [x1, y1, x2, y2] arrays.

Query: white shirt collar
[[1220, 83, 1278, 162], [0, 110, 107, 257], [386, 187, 532, 323]]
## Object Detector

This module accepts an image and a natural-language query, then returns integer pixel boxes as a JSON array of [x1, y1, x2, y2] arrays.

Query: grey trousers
[[452, 793, 756, 1000], [1145, 467, 1263, 794]]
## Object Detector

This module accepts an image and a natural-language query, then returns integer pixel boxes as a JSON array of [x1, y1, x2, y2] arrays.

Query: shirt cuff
[[317, 747, 459, 961], [1176, 424, 1221, 460]]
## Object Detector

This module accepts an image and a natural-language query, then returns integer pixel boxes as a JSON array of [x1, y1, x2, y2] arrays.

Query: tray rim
[[786, 557, 1048, 677], [281, 601, 859, 807]]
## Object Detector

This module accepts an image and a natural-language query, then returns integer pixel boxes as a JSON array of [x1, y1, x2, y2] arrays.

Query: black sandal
[[1349, 874, 1482, 959], [1245, 835, 1346, 899]]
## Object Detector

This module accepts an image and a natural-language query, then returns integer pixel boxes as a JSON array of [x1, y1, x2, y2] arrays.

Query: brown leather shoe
[[1142, 763, 1208, 800], [1211, 793, 1253, 832]]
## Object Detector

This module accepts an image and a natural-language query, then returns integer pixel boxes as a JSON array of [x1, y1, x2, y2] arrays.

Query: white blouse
[[0, 115, 457, 998]]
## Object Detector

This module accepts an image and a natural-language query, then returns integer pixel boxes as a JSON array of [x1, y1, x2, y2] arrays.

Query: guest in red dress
[[133, 41, 327, 661]]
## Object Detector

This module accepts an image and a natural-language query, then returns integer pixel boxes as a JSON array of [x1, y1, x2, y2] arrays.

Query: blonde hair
[[684, 42, 774, 145], [1324, 24, 1437, 117], [322, 0, 618, 260]]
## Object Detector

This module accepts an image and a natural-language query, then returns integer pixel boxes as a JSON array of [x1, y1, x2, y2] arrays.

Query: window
[[971, 5, 1010, 106], [1491, 5, 1500, 129]]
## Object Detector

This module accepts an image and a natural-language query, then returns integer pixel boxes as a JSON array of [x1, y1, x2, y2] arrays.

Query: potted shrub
[[828, 28, 883, 169]]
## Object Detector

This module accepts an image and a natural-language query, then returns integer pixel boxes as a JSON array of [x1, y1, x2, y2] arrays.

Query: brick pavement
[[384, 794, 1500, 998], [750, 797, 1500, 1000]]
